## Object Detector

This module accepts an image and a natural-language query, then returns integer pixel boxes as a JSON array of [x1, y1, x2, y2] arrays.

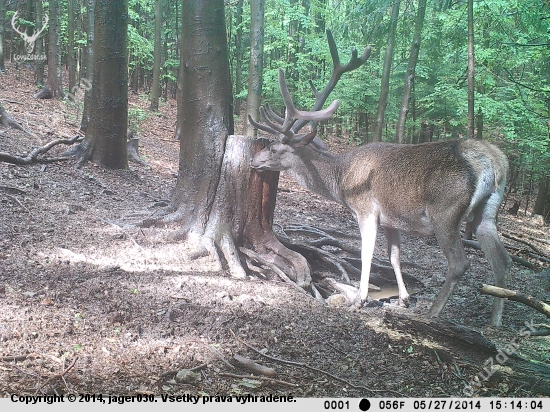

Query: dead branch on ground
[[463, 239, 538, 270], [231, 330, 407, 397], [35, 356, 78, 395], [219, 372, 297, 387], [480, 284, 550, 319], [501, 232, 548, 257], [231, 354, 277, 377], [0, 135, 80, 165]]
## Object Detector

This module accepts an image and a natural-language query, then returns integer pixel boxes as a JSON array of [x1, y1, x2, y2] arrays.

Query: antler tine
[[292, 29, 370, 133], [248, 112, 280, 136], [278, 69, 339, 125], [264, 103, 284, 125], [260, 106, 296, 142]]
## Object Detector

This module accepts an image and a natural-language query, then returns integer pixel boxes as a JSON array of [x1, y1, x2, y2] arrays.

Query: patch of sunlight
[[37, 242, 220, 274]]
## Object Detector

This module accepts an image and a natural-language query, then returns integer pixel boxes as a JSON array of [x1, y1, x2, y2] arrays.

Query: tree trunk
[[373, 0, 400, 142], [395, 0, 426, 144], [156, 0, 311, 287], [233, 0, 244, 116], [0, 0, 5, 72], [68, 0, 76, 92], [35, 0, 63, 99], [467, 0, 475, 139], [34, 0, 45, 85], [149, 0, 162, 111], [74, 0, 128, 169], [80, 0, 94, 132], [533, 95, 550, 222], [244, 0, 265, 137]]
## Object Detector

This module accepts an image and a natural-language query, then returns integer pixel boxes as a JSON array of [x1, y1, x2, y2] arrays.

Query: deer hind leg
[[470, 193, 512, 326], [357, 213, 378, 305], [384, 227, 410, 306], [427, 223, 470, 319]]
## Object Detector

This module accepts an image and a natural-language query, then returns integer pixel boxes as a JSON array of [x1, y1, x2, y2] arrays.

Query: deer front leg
[[384, 227, 410, 307], [357, 213, 378, 306]]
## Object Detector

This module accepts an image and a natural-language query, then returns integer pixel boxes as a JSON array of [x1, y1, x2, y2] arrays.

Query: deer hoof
[[399, 294, 411, 307]]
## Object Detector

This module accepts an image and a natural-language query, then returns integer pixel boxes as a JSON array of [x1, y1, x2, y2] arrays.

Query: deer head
[[250, 29, 370, 171], [11, 11, 49, 55], [250, 69, 339, 171]]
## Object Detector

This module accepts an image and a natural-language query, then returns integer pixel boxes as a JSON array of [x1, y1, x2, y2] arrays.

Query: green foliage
[[128, 107, 149, 134], [39, 0, 548, 175]]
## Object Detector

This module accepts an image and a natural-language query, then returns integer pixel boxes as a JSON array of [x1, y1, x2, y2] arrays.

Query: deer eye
[[270, 147, 278, 154]]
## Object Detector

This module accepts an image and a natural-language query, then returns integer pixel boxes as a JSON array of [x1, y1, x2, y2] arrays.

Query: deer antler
[[248, 29, 368, 145], [248, 69, 339, 144], [291, 29, 371, 133]]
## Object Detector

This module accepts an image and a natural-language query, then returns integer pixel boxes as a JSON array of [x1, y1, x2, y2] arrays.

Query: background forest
[[0, 0, 549, 218]]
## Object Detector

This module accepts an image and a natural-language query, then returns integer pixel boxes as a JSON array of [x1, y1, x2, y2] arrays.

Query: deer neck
[[286, 146, 345, 205]]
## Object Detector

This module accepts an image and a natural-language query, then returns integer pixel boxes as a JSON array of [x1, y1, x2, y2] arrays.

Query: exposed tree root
[[0, 103, 34, 136], [140, 135, 312, 288], [33, 85, 54, 100], [0, 135, 80, 165], [239, 247, 309, 295], [63, 130, 149, 169]]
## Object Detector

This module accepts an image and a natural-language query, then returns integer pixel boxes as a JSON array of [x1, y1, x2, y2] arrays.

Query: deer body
[[248, 48, 511, 324], [252, 137, 511, 325]]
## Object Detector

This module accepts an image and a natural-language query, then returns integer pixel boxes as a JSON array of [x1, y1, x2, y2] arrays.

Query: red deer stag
[[249, 69, 511, 326]]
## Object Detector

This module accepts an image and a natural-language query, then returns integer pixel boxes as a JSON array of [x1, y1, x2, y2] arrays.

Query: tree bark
[[68, 0, 76, 92], [35, 0, 45, 85], [533, 95, 550, 222], [395, 0, 426, 143], [373, 0, 400, 142], [467, 0, 475, 139], [0, 0, 6, 72], [35, 0, 63, 99], [149, 0, 162, 111], [80, 0, 95, 132], [233, 0, 244, 116], [75, 0, 128, 169], [244, 0, 265, 137]]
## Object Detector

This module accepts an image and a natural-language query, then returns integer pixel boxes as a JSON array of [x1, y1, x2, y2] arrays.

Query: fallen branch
[[3, 193, 31, 213], [1, 353, 39, 362], [501, 232, 548, 257], [502, 230, 550, 247], [231, 354, 276, 377], [35, 356, 78, 395], [0, 135, 81, 165], [480, 284, 550, 318], [219, 372, 297, 387], [231, 330, 407, 397], [463, 239, 538, 270]]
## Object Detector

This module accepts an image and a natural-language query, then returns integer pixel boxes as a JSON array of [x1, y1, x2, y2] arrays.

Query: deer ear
[[289, 130, 317, 148]]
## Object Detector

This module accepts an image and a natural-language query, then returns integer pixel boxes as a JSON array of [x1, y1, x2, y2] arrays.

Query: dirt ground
[[1, 66, 549, 398]]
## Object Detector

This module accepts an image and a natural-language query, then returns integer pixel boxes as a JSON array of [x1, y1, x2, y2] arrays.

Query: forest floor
[[1, 65, 549, 399]]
